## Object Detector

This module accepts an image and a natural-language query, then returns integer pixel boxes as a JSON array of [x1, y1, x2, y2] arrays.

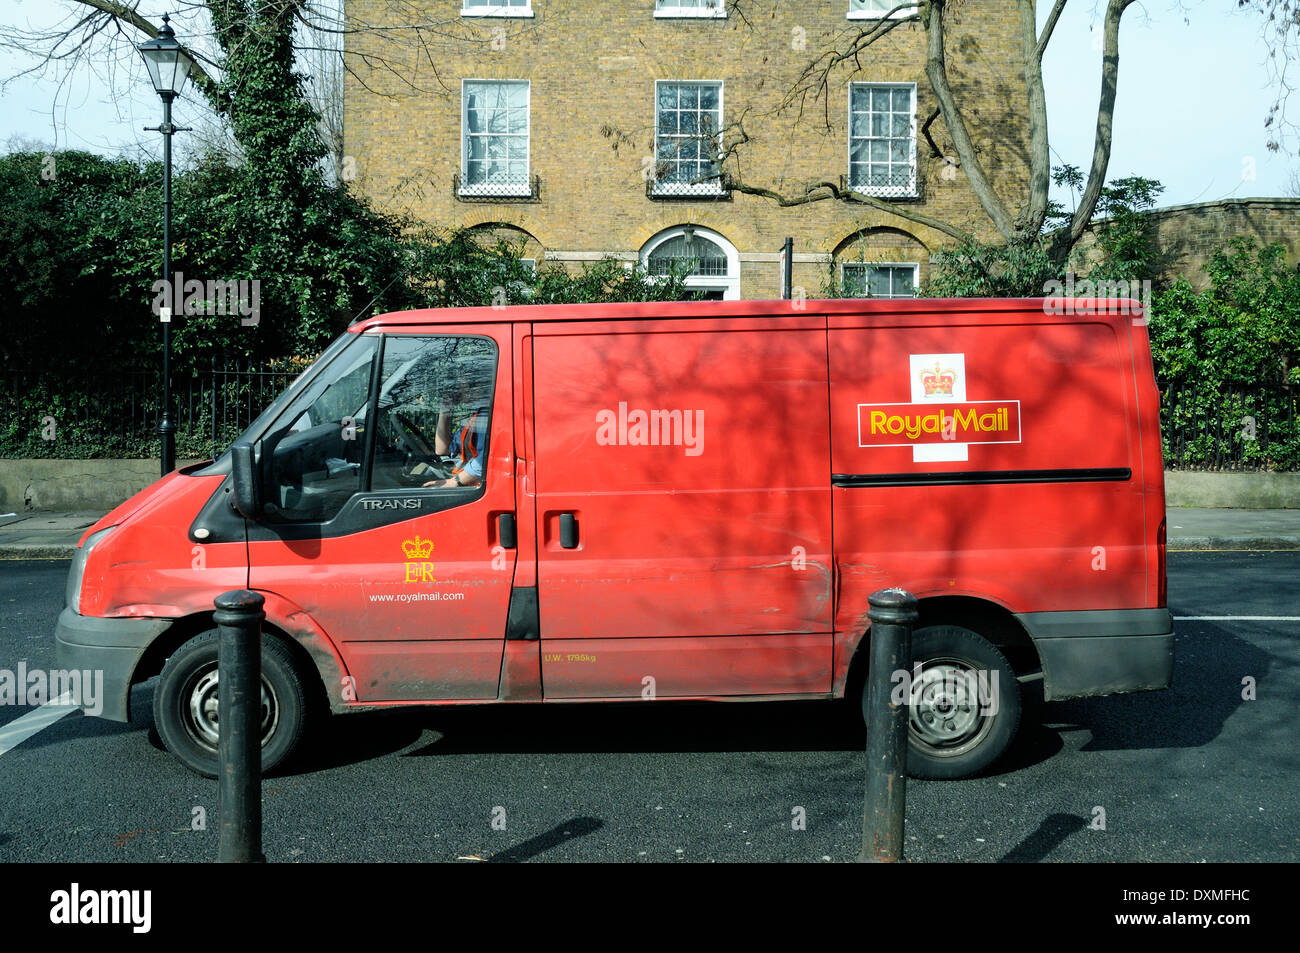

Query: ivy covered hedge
[[1149, 238, 1299, 470], [0, 149, 690, 460]]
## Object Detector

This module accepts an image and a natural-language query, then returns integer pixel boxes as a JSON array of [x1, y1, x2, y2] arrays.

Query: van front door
[[246, 327, 517, 701]]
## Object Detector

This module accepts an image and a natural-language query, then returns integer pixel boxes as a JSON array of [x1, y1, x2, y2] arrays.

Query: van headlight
[[66, 526, 116, 614]]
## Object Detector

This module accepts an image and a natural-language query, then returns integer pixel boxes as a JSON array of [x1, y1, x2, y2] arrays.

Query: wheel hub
[[909, 660, 988, 751], [185, 666, 279, 750]]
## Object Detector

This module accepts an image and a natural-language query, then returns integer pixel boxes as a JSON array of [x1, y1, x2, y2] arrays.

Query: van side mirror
[[230, 441, 262, 520]]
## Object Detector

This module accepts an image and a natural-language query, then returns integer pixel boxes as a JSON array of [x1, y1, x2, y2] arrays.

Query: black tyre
[[862, 624, 1021, 780], [153, 630, 314, 778]]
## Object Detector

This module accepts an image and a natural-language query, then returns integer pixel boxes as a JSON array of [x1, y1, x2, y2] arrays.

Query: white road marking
[[0, 692, 78, 757], [1174, 616, 1300, 621]]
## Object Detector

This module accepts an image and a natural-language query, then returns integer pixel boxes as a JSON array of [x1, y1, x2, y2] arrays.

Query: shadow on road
[[487, 817, 603, 862], [1051, 623, 1271, 753], [998, 812, 1088, 862]]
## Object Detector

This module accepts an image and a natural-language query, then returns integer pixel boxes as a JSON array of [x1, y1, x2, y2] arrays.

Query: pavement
[[0, 506, 1297, 559]]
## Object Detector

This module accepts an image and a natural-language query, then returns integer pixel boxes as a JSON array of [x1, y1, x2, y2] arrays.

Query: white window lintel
[[461, 3, 534, 18]]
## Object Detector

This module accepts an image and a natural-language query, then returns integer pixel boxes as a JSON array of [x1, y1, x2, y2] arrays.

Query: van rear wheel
[[861, 624, 1021, 780], [153, 630, 312, 778]]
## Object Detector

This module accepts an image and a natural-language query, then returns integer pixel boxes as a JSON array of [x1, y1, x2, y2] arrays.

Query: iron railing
[[2, 365, 1295, 470], [1159, 381, 1298, 471], [0, 357, 308, 460]]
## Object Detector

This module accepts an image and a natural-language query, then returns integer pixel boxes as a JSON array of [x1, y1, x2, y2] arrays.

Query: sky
[[0, 0, 1295, 209]]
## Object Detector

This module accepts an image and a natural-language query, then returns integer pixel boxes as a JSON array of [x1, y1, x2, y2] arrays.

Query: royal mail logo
[[858, 400, 1022, 448], [919, 362, 957, 397], [402, 535, 434, 560], [402, 535, 436, 583]]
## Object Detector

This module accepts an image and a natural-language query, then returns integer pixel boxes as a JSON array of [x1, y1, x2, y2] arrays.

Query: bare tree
[[0, 0, 505, 171], [1237, 0, 1300, 155], [1287, 165, 1300, 196], [710, 0, 1297, 262]]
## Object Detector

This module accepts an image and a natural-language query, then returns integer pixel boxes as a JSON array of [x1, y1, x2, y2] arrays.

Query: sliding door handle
[[559, 512, 579, 549]]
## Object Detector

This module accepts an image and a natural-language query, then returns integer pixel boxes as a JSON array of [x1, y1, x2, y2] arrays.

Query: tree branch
[[1067, 0, 1138, 247], [1018, 0, 1052, 236], [923, 0, 1016, 239], [70, 0, 220, 95], [1035, 0, 1069, 61], [729, 177, 972, 243]]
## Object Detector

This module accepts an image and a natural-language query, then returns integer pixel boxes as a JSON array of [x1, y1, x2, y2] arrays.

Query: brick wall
[[1073, 197, 1300, 289], [343, 0, 1031, 299]]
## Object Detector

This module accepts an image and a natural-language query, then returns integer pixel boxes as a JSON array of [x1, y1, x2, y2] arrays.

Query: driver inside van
[[423, 402, 488, 488]]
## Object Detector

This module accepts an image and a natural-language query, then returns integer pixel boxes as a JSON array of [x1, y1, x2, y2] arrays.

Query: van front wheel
[[861, 625, 1021, 780], [153, 630, 312, 777]]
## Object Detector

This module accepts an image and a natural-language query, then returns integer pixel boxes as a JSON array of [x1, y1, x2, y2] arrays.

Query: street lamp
[[139, 14, 194, 476]]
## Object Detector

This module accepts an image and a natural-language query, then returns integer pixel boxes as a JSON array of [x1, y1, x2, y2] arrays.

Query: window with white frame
[[653, 82, 724, 195], [848, 0, 912, 18], [848, 83, 917, 197], [461, 80, 530, 197], [461, 0, 533, 17], [655, 0, 727, 17], [642, 226, 740, 300], [841, 262, 918, 298]]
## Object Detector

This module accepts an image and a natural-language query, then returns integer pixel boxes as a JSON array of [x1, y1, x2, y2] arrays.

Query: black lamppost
[[139, 14, 194, 476]]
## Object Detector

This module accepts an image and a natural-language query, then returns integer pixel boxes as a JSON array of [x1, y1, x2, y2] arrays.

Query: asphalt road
[[0, 552, 1295, 863]]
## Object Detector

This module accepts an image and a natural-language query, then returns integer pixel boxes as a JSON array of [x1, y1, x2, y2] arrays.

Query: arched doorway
[[641, 225, 740, 300]]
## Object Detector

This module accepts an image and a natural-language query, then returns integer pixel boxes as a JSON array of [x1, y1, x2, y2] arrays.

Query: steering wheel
[[393, 411, 436, 458]]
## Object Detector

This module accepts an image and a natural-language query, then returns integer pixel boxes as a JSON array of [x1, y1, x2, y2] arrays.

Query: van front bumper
[[54, 608, 172, 722], [1015, 608, 1174, 701]]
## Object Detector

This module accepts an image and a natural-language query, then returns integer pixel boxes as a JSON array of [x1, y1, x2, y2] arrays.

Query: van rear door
[[530, 316, 834, 699]]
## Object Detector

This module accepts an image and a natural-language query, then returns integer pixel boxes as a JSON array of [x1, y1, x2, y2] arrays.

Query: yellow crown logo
[[919, 362, 956, 396], [402, 535, 434, 560]]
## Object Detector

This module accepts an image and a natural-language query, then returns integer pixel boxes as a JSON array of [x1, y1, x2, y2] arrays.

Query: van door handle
[[559, 513, 579, 549], [498, 513, 517, 549]]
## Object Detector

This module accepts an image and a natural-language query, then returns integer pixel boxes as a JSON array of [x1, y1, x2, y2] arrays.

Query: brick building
[[343, 0, 1031, 300]]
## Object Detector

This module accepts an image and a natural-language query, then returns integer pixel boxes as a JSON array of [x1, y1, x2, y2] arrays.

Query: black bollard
[[214, 589, 265, 863], [859, 587, 917, 863]]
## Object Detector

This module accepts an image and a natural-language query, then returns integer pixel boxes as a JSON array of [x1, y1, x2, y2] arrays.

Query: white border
[[654, 0, 727, 17], [847, 1, 916, 20], [856, 399, 1023, 448], [461, 2, 534, 17], [847, 81, 918, 198], [460, 78, 531, 197]]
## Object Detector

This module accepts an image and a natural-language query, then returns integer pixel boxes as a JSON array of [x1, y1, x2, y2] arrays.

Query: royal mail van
[[55, 298, 1172, 779]]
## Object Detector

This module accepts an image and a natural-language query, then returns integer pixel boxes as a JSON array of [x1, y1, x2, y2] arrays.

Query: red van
[[55, 298, 1172, 779]]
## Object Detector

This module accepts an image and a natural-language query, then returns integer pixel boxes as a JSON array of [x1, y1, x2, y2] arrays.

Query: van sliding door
[[531, 319, 833, 699]]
